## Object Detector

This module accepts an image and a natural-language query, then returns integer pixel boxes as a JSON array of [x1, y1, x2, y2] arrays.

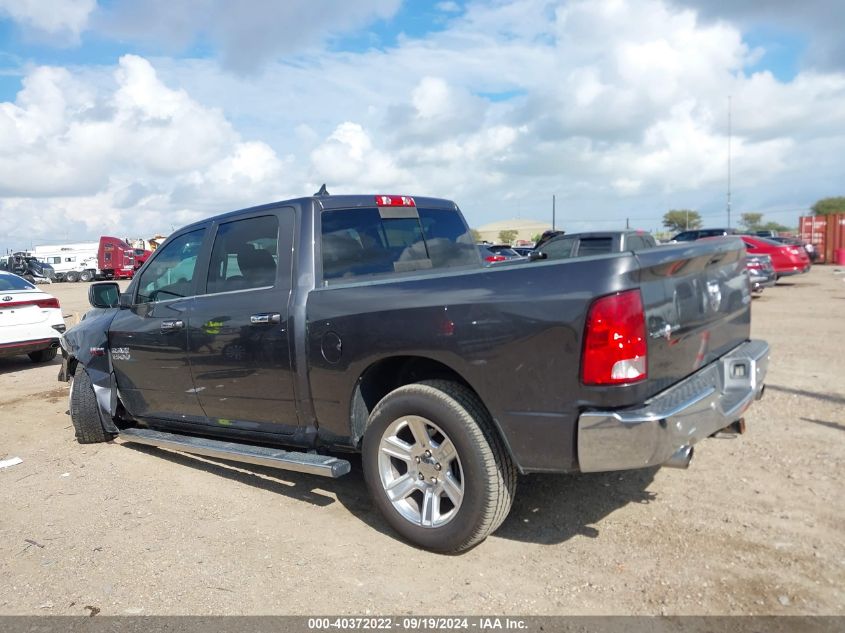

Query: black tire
[[29, 347, 57, 363], [362, 380, 517, 553], [23, 274, 35, 283], [69, 369, 113, 444], [79, 270, 93, 282], [64, 271, 79, 283]]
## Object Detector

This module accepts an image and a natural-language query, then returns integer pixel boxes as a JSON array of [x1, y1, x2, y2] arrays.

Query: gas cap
[[321, 331, 343, 364]]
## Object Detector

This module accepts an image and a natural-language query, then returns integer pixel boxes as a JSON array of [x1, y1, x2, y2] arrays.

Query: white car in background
[[0, 271, 65, 363]]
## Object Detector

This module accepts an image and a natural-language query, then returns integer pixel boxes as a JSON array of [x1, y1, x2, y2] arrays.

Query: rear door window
[[627, 235, 653, 251], [575, 237, 613, 256], [320, 207, 478, 282], [627, 236, 644, 250], [541, 236, 576, 259]]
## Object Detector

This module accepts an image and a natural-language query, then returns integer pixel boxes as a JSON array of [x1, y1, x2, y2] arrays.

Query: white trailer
[[33, 243, 99, 282]]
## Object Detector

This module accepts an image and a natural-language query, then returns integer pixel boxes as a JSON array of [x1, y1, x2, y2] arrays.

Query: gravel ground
[[1, 268, 843, 615]]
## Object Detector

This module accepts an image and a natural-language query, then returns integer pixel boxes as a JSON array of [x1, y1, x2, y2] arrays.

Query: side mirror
[[88, 282, 121, 309], [528, 250, 547, 261]]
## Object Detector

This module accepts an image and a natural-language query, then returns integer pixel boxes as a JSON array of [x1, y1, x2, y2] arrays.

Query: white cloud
[[98, 0, 401, 72], [0, 55, 293, 246], [0, 0, 95, 42], [675, 0, 845, 72], [436, 2, 462, 13], [310, 122, 412, 190], [2, 0, 844, 251]]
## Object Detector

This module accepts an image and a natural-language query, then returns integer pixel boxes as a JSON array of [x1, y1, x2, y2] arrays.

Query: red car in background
[[740, 235, 811, 279]]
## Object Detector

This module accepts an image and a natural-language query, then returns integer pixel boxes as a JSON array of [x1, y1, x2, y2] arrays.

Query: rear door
[[186, 207, 299, 434], [108, 227, 208, 421]]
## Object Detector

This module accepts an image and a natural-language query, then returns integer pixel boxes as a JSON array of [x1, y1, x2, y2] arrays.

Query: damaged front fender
[[59, 308, 122, 434]]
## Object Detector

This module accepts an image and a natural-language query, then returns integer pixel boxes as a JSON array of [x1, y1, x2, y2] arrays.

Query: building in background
[[475, 219, 552, 245]]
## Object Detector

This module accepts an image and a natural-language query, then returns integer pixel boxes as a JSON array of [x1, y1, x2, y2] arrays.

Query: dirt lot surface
[[1, 270, 844, 616]]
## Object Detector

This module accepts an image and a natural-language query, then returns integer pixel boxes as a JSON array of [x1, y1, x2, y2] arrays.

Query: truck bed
[[306, 237, 751, 472]]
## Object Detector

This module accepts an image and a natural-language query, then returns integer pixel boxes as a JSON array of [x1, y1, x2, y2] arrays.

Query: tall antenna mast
[[727, 95, 732, 228]]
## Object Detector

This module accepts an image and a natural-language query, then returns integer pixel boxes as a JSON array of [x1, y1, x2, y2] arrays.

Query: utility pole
[[552, 195, 556, 230], [686, 210, 689, 230], [626, 217, 630, 229], [727, 95, 732, 228]]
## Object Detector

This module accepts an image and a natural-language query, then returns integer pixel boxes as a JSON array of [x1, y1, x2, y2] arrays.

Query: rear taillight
[[582, 289, 647, 385], [0, 298, 60, 310], [484, 255, 507, 263], [35, 298, 60, 309]]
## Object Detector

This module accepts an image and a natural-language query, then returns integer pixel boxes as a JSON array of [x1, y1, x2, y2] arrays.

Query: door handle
[[250, 313, 281, 325], [160, 319, 184, 332]]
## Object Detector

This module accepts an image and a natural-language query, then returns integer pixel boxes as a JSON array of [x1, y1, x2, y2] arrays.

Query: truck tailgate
[[637, 237, 750, 396]]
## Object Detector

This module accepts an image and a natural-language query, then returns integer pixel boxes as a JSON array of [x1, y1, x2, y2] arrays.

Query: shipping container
[[799, 214, 845, 264]]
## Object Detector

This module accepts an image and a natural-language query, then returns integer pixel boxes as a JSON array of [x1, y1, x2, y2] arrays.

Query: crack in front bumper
[[577, 339, 769, 473]]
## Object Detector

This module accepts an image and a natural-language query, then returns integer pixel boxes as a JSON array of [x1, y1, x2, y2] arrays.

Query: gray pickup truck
[[532, 230, 658, 259], [60, 192, 768, 552]]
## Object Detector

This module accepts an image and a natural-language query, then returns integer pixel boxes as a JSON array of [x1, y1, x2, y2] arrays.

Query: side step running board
[[118, 427, 351, 478]]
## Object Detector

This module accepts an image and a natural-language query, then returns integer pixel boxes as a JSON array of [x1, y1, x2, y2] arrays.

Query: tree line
[[662, 196, 845, 234], [470, 197, 845, 244]]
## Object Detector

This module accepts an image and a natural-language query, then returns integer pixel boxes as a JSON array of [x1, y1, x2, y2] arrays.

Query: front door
[[186, 208, 299, 434], [109, 227, 208, 422]]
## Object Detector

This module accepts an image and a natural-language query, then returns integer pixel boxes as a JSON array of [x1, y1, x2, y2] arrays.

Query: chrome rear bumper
[[577, 339, 769, 473]]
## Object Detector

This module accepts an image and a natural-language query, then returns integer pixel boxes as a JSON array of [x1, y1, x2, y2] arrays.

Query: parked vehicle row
[[14, 237, 137, 283], [481, 225, 810, 295], [733, 235, 812, 279], [476, 244, 523, 263], [746, 254, 777, 293], [769, 235, 818, 262], [0, 254, 55, 284]]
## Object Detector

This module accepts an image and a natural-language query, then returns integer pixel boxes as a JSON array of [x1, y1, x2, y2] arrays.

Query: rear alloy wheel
[[362, 380, 516, 553], [29, 347, 57, 363], [378, 415, 465, 529], [79, 270, 93, 282], [69, 369, 113, 444], [64, 271, 79, 283]]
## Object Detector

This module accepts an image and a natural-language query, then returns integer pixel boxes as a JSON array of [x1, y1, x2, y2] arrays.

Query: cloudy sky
[[0, 0, 843, 251]]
